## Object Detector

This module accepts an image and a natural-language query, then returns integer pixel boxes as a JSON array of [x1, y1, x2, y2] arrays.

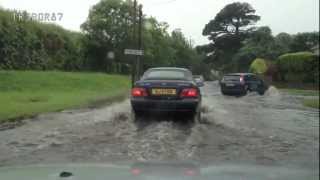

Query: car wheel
[[239, 86, 248, 96], [258, 89, 265, 95], [195, 111, 202, 123], [242, 91, 247, 96], [131, 109, 143, 121], [237, 90, 246, 97], [244, 85, 249, 95], [190, 111, 201, 124]]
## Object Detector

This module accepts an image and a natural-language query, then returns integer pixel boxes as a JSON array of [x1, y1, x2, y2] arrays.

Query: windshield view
[[0, 0, 319, 179]]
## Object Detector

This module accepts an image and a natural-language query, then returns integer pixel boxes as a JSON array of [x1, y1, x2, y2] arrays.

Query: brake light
[[131, 168, 142, 175], [180, 88, 198, 98], [184, 169, 197, 176], [131, 88, 148, 97], [240, 76, 245, 85]]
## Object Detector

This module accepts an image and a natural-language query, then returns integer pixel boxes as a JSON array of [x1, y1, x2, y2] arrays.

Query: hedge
[[0, 9, 84, 71], [277, 52, 319, 84]]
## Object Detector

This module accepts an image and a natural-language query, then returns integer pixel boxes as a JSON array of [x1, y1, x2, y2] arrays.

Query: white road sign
[[124, 49, 144, 56]]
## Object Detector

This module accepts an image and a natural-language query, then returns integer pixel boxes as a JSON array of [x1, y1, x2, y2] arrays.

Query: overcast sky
[[0, 0, 319, 45]]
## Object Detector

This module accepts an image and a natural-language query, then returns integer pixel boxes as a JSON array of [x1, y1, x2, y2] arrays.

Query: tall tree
[[200, 2, 260, 70], [170, 29, 197, 68], [274, 32, 293, 54], [142, 17, 175, 68], [203, 2, 260, 36], [81, 0, 136, 72], [232, 26, 276, 72]]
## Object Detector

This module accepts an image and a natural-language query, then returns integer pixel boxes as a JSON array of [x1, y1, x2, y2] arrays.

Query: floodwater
[[0, 82, 318, 172]]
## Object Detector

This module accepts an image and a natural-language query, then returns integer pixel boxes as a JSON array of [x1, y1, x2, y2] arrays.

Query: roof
[[147, 67, 190, 71]]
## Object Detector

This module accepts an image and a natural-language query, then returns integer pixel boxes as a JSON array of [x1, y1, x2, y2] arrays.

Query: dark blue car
[[130, 67, 202, 121], [220, 73, 268, 96]]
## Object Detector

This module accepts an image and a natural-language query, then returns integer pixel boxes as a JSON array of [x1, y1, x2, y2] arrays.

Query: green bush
[[249, 58, 268, 74], [277, 52, 318, 84], [0, 9, 84, 71]]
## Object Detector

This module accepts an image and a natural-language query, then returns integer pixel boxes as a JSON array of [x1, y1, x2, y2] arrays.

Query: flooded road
[[0, 82, 318, 171]]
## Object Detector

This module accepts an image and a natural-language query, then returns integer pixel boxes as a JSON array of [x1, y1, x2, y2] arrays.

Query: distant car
[[220, 73, 268, 96], [193, 75, 205, 87], [130, 67, 203, 121]]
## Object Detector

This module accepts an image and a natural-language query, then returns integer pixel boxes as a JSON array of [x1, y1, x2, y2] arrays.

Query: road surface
[[0, 82, 318, 171]]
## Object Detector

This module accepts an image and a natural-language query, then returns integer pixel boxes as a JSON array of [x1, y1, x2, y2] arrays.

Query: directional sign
[[124, 49, 144, 56]]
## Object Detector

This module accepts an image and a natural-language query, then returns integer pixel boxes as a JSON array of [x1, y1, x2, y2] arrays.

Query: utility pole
[[136, 4, 143, 79], [131, 0, 137, 87], [128, 0, 143, 87]]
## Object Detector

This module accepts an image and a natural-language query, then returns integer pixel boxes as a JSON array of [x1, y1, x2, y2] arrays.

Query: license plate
[[151, 88, 176, 95], [226, 83, 235, 87]]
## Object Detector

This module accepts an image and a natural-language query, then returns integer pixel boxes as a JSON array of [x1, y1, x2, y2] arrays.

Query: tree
[[142, 19, 200, 70], [232, 26, 275, 71], [80, 0, 200, 73], [203, 2, 260, 36], [0, 2, 206, 74], [290, 32, 319, 52], [249, 58, 268, 74], [0, 8, 84, 71], [142, 17, 175, 68], [170, 29, 197, 68], [274, 32, 293, 54], [200, 2, 260, 69], [81, 0, 136, 72]]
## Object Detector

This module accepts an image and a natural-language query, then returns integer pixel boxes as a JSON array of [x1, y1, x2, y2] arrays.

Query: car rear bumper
[[131, 98, 200, 112], [221, 85, 246, 94]]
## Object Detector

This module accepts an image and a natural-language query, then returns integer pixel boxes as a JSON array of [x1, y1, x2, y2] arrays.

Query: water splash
[[264, 86, 281, 98]]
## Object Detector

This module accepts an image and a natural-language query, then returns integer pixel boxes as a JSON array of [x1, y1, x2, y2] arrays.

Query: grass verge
[[0, 71, 130, 122], [272, 82, 319, 91], [302, 98, 319, 109], [275, 85, 319, 109], [281, 89, 319, 96]]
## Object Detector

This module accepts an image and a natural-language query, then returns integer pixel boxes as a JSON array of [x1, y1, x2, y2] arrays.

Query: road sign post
[[124, 49, 144, 87], [127, 0, 143, 88]]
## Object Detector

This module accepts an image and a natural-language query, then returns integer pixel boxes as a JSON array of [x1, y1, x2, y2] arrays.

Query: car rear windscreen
[[223, 75, 240, 81], [143, 70, 191, 80]]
